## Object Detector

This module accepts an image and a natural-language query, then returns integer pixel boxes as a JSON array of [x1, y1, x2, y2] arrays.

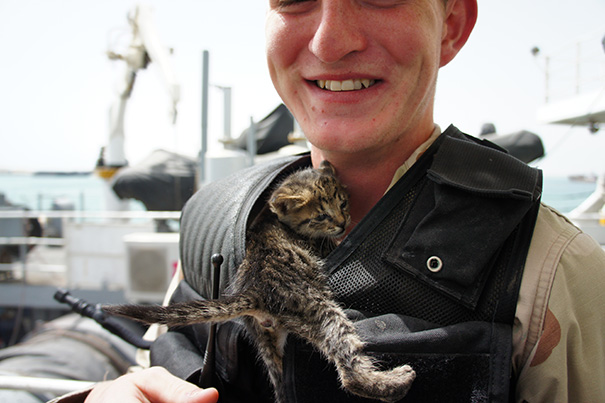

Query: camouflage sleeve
[[515, 213, 605, 402], [46, 388, 91, 403]]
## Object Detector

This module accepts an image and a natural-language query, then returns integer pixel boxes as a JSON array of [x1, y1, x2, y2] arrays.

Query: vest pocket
[[383, 175, 533, 310]]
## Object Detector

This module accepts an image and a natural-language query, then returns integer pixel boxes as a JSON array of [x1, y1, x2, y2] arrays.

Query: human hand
[[84, 367, 219, 403]]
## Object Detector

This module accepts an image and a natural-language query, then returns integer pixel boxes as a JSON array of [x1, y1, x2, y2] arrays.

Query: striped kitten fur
[[104, 160, 415, 402]]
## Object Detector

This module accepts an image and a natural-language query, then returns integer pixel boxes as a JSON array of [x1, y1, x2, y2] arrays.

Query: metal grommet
[[426, 256, 443, 273]]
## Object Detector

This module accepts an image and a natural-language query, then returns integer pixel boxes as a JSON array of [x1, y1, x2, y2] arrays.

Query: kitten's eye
[[340, 200, 348, 210], [316, 214, 329, 222]]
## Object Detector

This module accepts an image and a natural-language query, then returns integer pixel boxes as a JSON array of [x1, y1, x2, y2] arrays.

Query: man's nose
[[308, 1, 368, 64]]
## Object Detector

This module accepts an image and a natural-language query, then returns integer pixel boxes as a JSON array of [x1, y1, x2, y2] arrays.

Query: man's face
[[265, 0, 454, 157]]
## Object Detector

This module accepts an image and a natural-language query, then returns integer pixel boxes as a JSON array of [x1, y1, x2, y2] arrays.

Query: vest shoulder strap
[[179, 154, 310, 298]]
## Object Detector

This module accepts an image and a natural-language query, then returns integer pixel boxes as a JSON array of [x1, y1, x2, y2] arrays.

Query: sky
[[0, 0, 604, 177]]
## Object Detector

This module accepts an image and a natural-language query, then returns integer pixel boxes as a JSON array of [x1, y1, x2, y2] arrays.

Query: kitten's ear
[[270, 192, 309, 216], [319, 160, 335, 176]]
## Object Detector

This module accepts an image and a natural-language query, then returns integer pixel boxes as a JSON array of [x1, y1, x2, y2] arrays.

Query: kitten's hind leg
[[338, 352, 416, 403], [244, 317, 288, 403], [290, 300, 416, 402]]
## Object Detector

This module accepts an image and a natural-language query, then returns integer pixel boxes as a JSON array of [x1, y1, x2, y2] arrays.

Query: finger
[[84, 379, 147, 403], [186, 387, 219, 403], [135, 367, 219, 403], [84, 367, 219, 403]]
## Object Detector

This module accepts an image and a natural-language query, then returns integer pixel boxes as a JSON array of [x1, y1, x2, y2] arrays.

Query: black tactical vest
[[150, 126, 542, 402]]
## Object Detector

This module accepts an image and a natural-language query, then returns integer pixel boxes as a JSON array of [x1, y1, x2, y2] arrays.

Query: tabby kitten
[[104, 161, 415, 402]]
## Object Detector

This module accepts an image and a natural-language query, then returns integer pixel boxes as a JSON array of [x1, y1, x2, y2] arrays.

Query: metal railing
[[536, 33, 605, 103], [0, 210, 181, 220], [0, 210, 181, 280], [0, 374, 95, 395]]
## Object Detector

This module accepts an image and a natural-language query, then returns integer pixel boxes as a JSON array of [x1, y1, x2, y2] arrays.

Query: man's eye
[[361, 0, 407, 9], [273, 0, 316, 12], [278, 0, 312, 5]]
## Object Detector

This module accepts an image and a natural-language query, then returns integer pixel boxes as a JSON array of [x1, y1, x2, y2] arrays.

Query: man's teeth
[[316, 79, 375, 91]]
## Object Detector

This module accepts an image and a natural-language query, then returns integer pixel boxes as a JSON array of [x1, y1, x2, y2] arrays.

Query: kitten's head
[[269, 160, 350, 239]]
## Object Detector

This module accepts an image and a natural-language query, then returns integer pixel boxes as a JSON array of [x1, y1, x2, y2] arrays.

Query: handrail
[[569, 212, 605, 222], [0, 209, 181, 277], [536, 33, 605, 103], [0, 236, 65, 246], [0, 374, 95, 395], [0, 210, 181, 220]]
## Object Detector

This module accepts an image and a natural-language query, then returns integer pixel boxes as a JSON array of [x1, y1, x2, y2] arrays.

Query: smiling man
[[265, 0, 475, 226], [52, 1, 605, 402]]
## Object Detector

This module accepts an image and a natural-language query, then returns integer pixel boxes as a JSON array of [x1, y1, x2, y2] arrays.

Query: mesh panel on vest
[[327, 178, 513, 326]]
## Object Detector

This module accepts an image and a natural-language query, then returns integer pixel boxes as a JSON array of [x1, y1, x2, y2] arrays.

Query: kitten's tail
[[103, 295, 255, 327]]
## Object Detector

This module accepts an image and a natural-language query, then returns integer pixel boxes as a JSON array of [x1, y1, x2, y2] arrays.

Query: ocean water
[[541, 176, 597, 214], [0, 173, 597, 215], [0, 173, 143, 212]]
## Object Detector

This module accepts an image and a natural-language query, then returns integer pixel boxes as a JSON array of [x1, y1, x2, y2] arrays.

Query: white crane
[[96, 3, 180, 210]]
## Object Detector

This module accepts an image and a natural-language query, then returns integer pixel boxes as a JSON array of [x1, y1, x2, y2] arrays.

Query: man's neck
[[310, 125, 439, 231], [336, 161, 400, 230]]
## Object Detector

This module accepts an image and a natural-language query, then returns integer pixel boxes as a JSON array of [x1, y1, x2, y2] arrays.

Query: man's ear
[[439, 0, 478, 67]]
